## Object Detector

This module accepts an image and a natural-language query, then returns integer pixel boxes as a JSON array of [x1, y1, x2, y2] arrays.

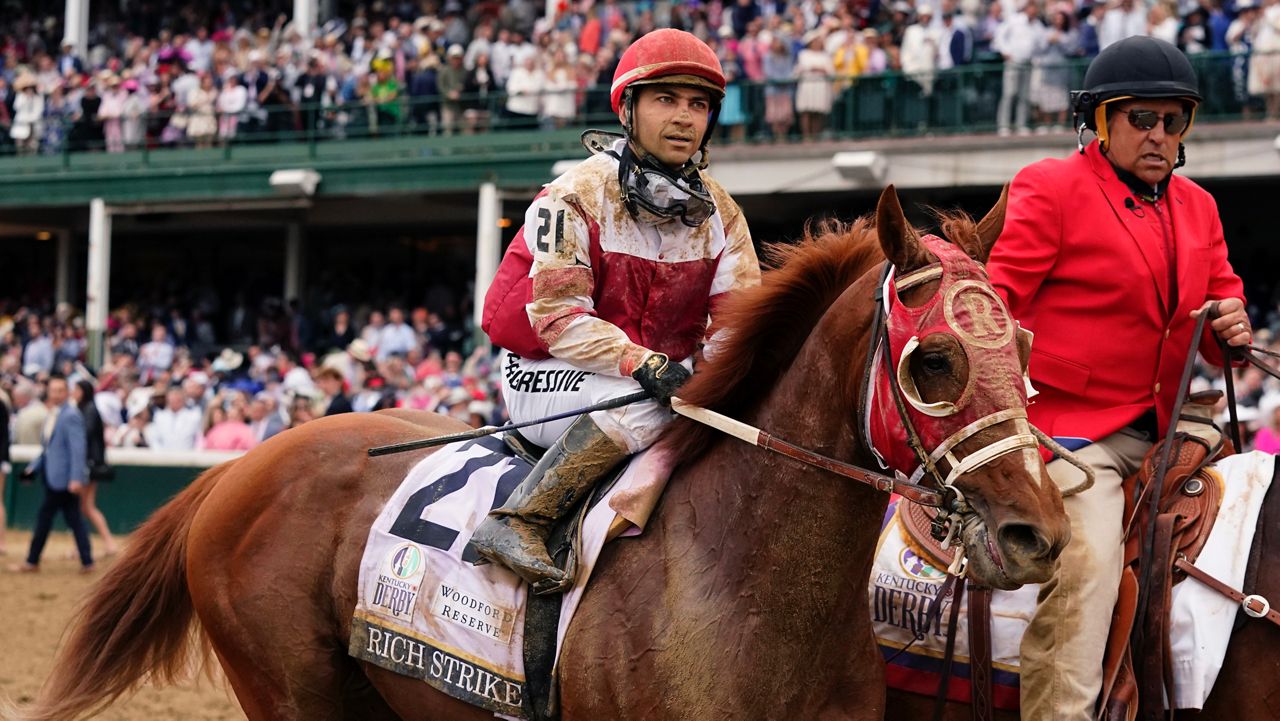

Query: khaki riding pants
[[1020, 428, 1152, 721]]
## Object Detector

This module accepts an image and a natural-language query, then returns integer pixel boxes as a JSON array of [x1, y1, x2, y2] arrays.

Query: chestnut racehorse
[[886, 467, 1279, 721], [20, 187, 1069, 721]]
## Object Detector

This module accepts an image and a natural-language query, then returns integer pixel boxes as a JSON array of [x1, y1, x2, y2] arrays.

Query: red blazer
[[987, 141, 1244, 449]]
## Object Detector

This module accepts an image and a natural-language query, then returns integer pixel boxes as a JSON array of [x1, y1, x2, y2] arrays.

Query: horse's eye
[[921, 353, 950, 374]]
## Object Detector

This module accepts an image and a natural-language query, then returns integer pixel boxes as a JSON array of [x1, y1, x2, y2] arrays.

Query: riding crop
[[367, 390, 652, 456]]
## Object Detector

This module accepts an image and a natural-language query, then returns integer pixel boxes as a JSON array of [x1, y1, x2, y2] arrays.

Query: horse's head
[[870, 185, 1069, 590]]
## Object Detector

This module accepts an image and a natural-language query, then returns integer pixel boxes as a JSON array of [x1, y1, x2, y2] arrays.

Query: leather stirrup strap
[[1221, 339, 1241, 451], [1174, 557, 1280, 627], [1134, 310, 1211, 662], [967, 584, 994, 721], [1139, 514, 1179, 721], [933, 579, 966, 721]]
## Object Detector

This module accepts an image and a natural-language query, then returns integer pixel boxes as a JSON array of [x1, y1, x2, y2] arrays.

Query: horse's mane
[[668, 207, 984, 463], [668, 217, 887, 462]]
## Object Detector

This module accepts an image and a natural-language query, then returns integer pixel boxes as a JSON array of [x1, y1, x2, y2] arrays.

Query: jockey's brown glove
[[631, 353, 691, 407]]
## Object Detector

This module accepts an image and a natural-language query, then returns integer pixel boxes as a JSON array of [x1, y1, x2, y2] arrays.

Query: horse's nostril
[[998, 523, 1052, 562]]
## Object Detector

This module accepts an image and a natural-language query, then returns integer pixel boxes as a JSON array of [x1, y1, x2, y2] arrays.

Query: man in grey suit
[[247, 393, 285, 444], [13, 375, 93, 572]]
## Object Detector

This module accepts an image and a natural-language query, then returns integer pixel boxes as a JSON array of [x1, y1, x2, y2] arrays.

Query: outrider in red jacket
[[987, 140, 1244, 449]]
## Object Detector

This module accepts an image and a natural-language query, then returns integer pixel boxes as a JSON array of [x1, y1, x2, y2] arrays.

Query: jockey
[[986, 37, 1248, 721], [472, 29, 761, 592]]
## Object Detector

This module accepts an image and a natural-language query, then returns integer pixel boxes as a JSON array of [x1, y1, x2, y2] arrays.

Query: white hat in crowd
[[212, 348, 244, 372], [445, 387, 472, 406], [347, 339, 373, 362], [1259, 393, 1280, 425]]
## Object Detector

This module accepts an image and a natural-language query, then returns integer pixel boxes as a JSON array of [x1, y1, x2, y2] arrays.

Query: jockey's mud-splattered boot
[[468, 415, 629, 594]]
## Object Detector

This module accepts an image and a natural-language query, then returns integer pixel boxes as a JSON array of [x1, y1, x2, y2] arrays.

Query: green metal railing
[[0, 50, 1271, 167]]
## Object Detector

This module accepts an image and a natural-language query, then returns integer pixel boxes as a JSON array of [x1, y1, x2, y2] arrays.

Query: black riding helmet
[[1071, 36, 1202, 154]]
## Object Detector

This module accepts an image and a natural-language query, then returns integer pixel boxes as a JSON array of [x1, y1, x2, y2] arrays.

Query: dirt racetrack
[[0, 530, 243, 720]]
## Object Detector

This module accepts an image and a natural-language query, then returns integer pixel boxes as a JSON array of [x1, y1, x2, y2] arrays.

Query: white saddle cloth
[[349, 433, 679, 719]]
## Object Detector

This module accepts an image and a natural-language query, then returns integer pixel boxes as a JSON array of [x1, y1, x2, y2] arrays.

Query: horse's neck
[[668, 275, 887, 643]]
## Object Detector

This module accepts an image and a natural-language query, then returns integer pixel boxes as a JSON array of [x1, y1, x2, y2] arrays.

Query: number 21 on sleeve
[[535, 206, 565, 253]]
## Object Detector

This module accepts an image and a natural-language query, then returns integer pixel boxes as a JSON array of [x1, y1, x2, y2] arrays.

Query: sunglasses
[[1125, 109, 1191, 135]]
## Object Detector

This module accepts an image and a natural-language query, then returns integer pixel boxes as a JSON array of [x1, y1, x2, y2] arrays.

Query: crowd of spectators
[[3, 294, 1280, 455], [0, 299, 505, 456], [1, 0, 1278, 155], [0, 0, 1278, 448]]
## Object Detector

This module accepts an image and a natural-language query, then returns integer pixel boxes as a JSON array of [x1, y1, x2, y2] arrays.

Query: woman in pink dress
[[202, 404, 257, 451]]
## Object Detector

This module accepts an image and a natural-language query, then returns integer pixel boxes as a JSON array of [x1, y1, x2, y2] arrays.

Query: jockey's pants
[[498, 351, 682, 454], [1019, 427, 1151, 721]]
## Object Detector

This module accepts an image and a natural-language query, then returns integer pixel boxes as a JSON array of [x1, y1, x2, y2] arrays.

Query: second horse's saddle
[[1100, 393, 1228, 721]]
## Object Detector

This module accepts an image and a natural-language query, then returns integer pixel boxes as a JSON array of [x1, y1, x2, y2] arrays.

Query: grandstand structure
[[3, 2, 1280, 535], [4, 2, 1280, 365]]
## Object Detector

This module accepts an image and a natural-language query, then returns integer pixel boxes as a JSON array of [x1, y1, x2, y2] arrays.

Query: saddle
[[1099, 394, 1228, 721], [1095, 394, 1223, 721]]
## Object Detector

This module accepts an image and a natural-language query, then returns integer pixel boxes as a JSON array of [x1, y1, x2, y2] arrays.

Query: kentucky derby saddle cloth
[[349, 434, 678, 719]]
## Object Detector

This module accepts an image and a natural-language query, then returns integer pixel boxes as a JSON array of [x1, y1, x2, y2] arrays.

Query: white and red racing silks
[[482, 149, 760, 378]]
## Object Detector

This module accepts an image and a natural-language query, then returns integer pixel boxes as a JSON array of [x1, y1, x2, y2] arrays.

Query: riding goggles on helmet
[[580, 131, 717, 227], [601, 140, 714, 229], [621, 157, 716, 227]]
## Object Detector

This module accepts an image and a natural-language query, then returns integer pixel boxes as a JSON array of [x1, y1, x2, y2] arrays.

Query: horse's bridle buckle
[[1243, 594, 1271, 619]]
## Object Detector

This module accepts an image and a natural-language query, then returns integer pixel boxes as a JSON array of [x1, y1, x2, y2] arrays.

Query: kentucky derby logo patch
[[391, 544, 423, 579], [943, 280, 1014, 350], [371, 543, 428, 622], [899, 547, 947, 581]]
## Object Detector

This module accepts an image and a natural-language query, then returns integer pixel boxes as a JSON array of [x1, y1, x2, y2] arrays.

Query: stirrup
[[531, 551, 578, 595], [466, 415, 628, 591]]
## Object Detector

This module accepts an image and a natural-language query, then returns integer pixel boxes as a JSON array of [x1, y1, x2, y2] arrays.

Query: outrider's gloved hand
[[631, 353, 691, 406]]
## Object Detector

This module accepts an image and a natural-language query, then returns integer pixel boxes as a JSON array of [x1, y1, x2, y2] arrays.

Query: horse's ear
[[876, 185, 930, 272], [972, 184, 1009, 264]]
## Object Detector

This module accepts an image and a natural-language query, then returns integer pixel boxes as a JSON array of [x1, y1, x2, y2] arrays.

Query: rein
[[670, 400, 946, 507]]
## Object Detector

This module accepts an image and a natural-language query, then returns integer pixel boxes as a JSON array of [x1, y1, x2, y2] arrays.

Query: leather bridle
[[857, 257, 1093, 570]]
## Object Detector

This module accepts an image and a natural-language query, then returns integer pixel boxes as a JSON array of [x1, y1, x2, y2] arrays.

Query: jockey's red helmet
[[609, 29, 726, 114]]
